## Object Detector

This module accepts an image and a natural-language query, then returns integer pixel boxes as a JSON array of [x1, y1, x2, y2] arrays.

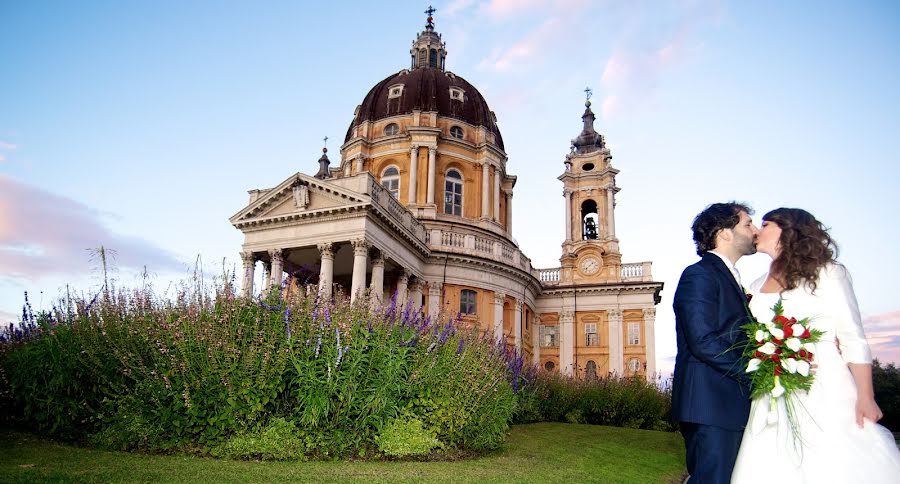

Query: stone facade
[[230, 14, 663, 379]]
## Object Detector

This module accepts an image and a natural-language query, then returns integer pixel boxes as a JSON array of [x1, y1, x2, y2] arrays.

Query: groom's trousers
[[680, 422, 742, 484]]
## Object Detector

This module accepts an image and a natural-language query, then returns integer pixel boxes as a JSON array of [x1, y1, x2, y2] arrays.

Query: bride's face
[[755, 220, 782, 258]]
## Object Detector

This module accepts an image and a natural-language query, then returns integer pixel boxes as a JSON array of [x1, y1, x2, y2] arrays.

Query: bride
[[731, 208, 900, 482]]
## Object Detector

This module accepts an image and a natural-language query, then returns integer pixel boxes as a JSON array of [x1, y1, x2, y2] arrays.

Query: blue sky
[[2, 1, 899, 373]]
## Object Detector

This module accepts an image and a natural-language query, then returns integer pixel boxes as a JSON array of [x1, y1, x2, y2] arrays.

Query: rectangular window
[[460, 289, 477, 315], [628, 322, 641, 345], [540, 325, 559, 348], [585, 323, 598, 346]]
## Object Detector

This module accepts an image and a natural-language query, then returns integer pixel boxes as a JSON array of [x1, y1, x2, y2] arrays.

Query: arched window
[[628, 358, 643, 373], [585, 360, 598, 380], [460, 289, 477, 314], [429, 49, 438, 67], [581, 199, 599, 240], [380, 166, 400, 199], [444, 169, 463, 216], [544, 361, 556, 372], [449, 126, 464, 139], [383, 123, 399, 136]]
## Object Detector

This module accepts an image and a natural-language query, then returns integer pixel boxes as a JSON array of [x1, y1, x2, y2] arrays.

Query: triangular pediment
[[230, 173, 370, 226]]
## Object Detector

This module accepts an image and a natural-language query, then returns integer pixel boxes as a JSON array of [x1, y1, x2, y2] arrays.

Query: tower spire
[[410, 6, 447, 70], [571, 87, 604, 154], [314, 137, 332, 179]]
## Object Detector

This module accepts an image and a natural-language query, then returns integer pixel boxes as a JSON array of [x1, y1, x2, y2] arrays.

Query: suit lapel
[[703, 253, 747, 302]]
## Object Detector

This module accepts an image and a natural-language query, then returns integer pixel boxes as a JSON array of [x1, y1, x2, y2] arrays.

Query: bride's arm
[[823, 264, 881, 427], [848, 363, 883, 427]]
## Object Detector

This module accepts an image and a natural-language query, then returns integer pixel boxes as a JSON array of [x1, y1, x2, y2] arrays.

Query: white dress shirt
[[709, 250, 742, 287]]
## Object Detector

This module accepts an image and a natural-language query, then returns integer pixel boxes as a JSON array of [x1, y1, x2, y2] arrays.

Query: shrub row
[[0, 283, 517, 459]]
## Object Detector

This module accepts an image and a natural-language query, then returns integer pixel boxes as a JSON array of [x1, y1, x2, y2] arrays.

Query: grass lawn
[[0, 423, 686, 483]]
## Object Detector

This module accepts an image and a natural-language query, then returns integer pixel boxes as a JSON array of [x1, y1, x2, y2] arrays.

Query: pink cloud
[[864, 311, 900, 365], [477, 17, 562, 72], [0, 141, 16, 151], [0, 175, 184, 282]]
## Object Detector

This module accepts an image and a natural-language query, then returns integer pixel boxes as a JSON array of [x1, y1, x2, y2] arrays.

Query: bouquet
[[743, 298, 823, 412]]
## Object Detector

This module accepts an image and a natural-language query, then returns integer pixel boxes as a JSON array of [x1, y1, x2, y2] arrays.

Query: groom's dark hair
[[691, 202, 754, 256]]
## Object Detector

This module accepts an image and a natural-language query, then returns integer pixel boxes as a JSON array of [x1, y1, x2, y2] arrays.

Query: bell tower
[[559, 89, 622, 284]]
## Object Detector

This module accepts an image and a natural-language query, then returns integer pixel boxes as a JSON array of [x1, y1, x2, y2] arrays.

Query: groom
[[672, 202, 758, 483]]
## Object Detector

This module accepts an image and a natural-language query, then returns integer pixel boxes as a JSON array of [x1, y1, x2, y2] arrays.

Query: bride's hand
[[855, 397, 883, 428]]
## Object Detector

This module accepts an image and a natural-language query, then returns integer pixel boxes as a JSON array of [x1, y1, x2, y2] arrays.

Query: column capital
[[371, 250, 385, 266], [642, 307, 656, 320], [410, 144, 420, 151], [428, 146, 437, 155], [408, 278, 423, 291], [268, 248, 283, 264], [560, 310, 574, 323], [240, 251, 255, 265], [607, 308, 623, 321], [397, 270, 410, 284], [351, 238, 369, 255], [317, 242, 335, 258], [563, 188, 573, 197], [426, 280, 442, 292], [493, 292, 506, 304]]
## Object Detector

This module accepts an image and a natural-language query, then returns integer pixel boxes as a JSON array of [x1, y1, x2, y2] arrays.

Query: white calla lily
[[803, 342, 817, 353], [794, 323, 806, 336], [769, 327, 785, 340], [785, 337, 802, 352], [782, 358, 799, 374], [771, 377, 785, 398], [797, 360, 811, 377], [746, 358, 762, 373], [759, 342, 777, 355]]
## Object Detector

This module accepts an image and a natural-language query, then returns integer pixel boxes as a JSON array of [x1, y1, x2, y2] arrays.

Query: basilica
[[229, 12, 663, 379]]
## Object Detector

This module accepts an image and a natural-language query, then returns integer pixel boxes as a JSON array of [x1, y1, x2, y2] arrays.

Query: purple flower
[[325, 307, 332, 327], [438, 322, 453, 345], [456, 337, 465, 355], [283, 307, 292, 339]]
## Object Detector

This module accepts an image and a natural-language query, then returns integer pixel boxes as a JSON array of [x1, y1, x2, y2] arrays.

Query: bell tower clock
[[558, 89, 622, 283]]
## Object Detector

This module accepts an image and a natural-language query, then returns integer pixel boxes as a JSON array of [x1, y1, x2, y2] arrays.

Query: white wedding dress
[[731, 264, 900, 483]]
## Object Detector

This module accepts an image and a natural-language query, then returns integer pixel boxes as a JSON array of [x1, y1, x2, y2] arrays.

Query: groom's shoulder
[[682, 253, 717, 274]]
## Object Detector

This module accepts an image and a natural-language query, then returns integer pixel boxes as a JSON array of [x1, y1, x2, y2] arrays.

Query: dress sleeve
[[822, 264, 872, 364]]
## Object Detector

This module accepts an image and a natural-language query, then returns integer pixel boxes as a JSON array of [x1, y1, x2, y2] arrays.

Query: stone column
[[559, 310, 575, 376], [426, 281, 442, 317], [564, 189, 573, 242], [643, 308, 657, 380], [607, 309, 624, 375], [481, 161, 490, 218], [513, 298, 522, 350], [505, 190, 513, 234], [396, 271, 409, 308], [317, 242, 335, 299], [354, 154, 365, 174], [493, 166, 501, 221], [493, 292, 506, 343], [408, 279, 423, 311], [426, 147, 437, 205], [350, 238, 369, 303], [408, 145, 419, 205], [606, 185, 616, 239], [268, 249, 284, 290], [240, 251, 255, 297], [369, 251, 385, 306], [262, 261, 271, 291], [532, 314, 541, 366]]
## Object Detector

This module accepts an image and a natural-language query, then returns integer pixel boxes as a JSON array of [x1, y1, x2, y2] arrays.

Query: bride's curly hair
[[764, 208, 839, 292]]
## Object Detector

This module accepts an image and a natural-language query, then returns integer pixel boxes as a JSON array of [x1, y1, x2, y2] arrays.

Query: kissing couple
[[672, 202, 900, 483]]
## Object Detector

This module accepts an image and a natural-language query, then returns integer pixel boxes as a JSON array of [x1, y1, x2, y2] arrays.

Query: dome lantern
[[410, 6, 447, 70]]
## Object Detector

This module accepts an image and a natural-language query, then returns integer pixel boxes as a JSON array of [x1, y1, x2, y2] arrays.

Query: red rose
[[774, 315, 790, 325], [800, 328, 811, 339], [783, 326, 794, 338], [797, 349, 808, 358], [790, 317, 797, 323], [771, 353, 781, 362], [773, 338, 783, 346], [774, 366, 783, 375]]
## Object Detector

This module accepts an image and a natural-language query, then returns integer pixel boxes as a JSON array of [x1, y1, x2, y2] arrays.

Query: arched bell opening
[[581, 199, 599, 240]]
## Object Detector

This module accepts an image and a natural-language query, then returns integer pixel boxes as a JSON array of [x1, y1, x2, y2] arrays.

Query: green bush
[[376, 413, 441, 457], [0, 281, 519, 459], [513, 371, 674, 432], [874, 359, 900, 432], [212, 418, 305, 460]]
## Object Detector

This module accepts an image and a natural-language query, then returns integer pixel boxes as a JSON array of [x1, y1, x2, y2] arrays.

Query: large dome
[[344, 68, 504, 150]]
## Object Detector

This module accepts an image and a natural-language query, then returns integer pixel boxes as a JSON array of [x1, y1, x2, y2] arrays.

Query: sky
[[2, 0, 900, 373]]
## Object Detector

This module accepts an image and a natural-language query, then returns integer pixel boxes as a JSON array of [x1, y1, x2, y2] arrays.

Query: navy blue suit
[[672, 252, 752, 483]]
